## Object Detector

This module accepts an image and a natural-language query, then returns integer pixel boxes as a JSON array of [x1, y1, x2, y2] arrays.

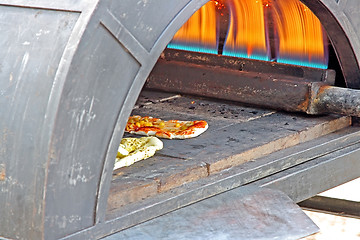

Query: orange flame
[[272, 0, 328, 68], [167, 1, 219, 54], [223, 0, 270, 60], [168, 0, 328, 69]]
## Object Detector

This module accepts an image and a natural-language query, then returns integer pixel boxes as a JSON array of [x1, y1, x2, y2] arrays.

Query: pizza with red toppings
[[125, 115, 208, 139]]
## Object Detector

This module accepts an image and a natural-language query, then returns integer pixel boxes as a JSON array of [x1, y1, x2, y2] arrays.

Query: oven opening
[[106, 0, 350, 220]]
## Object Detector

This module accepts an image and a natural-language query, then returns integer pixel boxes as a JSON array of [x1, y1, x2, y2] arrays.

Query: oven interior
[[106, 0, 355, 222]]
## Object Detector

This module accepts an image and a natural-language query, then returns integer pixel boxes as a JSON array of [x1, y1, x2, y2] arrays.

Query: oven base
[[83, 91, 360, 240], [67, 123, 360, 239], [108, 90, 351, 212]]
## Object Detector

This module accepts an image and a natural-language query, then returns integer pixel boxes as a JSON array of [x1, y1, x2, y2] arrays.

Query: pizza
[[125, 115, 208, 139], [114, 136, 163, 170]]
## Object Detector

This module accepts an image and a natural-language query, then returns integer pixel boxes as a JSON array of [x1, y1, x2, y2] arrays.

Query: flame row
[[272, 0, 328, 68], [168, 0, 329, 69], [223, 0, 270, 61], [167, 2, 219, 55]]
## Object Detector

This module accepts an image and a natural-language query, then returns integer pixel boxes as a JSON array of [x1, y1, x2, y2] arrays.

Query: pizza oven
[[1, 0, 360, 239]]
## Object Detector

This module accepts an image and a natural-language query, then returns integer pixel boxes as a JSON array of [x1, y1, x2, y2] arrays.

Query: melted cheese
[[126, 115, 208, 139], [114, 136, 163, 170]]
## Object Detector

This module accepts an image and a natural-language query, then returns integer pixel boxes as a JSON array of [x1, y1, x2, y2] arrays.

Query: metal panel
[[253, 143, 360, 203], [0, 6, 80, 240], [106, 0, 193, 52], [0, 1, 90, 12], [44, 24, 141, 239], [103, 187, 318, 240]]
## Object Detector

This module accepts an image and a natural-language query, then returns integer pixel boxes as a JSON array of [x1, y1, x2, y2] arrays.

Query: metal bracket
[[299, 196, 360, 219]]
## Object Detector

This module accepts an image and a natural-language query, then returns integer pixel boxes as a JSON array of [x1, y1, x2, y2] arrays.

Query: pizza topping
[[114, 136, 163, 170], [117, 144, 130, 158], [125, 115, 208, 139], [115, 116, 208, 169]]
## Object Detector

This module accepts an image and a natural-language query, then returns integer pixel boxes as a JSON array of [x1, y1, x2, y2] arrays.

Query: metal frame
[[1, 0, 360, 239]]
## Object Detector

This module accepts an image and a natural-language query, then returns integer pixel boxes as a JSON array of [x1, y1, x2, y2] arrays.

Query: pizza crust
[[114, 136, 163, 170], [125, 115, 209, 139], [139, 123, 208, 139]]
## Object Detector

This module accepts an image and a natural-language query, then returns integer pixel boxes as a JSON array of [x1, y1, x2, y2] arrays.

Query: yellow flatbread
[[114, 136, 163, 170]]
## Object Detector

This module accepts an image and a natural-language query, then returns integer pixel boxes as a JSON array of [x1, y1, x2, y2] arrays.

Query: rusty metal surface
[[135, 90, 276, 122], [312, 85, 360, 117], [146, 59, 316, 113], [147, 58, 360, 118], [103, 187, 318, 240], [161, 49, 336, 84]]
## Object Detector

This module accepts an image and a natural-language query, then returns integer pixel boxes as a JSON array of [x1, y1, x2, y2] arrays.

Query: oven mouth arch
[[104, 0, 360, 219], [104, 0, 360, 234]]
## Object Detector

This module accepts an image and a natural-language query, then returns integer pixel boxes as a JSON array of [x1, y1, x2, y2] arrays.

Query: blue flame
[[167, 45, 328, 69], [277, 58, 328, 69], [167, 43, 218, 55], [222, 50, 270, 61]]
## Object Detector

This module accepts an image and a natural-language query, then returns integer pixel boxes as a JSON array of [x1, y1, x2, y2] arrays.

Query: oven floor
[[108, 90, 351, 213]]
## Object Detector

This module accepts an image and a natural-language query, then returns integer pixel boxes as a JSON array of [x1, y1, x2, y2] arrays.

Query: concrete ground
[[302, 177, 360, 239]]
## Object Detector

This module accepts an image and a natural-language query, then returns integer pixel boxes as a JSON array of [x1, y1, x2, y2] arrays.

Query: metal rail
[[299, 196, 360, 219]]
